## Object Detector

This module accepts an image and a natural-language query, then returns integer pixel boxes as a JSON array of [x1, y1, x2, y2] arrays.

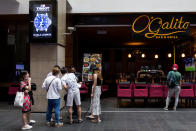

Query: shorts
[[66, 90, 81, 107]]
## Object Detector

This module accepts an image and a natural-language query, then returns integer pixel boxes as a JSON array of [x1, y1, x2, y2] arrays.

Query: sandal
[[163, 107, 168, 111], [85, 115, 95, 119], [91, 119, 101, 123], [78, 119, 84, 123], [69, 120, 73, 125]]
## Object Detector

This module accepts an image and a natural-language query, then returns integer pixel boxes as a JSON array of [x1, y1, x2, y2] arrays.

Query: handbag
[[31, 83, 37, 91], [14, 91, 24, 108]]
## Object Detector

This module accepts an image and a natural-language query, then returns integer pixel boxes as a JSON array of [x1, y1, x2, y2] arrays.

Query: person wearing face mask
[[20, 71, 36, 130]]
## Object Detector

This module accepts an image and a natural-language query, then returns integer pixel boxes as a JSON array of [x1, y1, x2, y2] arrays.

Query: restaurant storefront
[[69, 13, 196, 95]]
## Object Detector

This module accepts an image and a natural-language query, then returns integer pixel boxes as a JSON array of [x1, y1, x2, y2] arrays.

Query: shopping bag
[[14, 91, 24, 108]]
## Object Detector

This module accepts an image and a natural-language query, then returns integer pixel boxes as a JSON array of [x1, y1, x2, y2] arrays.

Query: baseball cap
[[172, 64, 178, 71]]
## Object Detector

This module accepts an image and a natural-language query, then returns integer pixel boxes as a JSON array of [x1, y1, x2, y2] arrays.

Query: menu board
[[82, 53, 102, 81]]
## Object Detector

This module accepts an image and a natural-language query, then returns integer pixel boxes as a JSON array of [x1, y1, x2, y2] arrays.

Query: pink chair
[[101, 85, 109, 93], [8, 82, 20, 104], [8, 83, 19, 95], [117, 84, 132, 98], [79, 83, 88, 94], [133, 84, 148, 98], [192, 83, 196, 106], [149, 84, 163, 98], [180, 83, 194, 98], [194, 83, 196, 97]]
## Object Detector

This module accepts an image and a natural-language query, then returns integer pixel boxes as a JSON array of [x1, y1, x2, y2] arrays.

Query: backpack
[[167, 72, 176, 88]]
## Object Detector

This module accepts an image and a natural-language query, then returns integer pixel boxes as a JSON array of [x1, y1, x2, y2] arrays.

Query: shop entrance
[[0, 15, 29, 101], [75, 26, 194, 96]]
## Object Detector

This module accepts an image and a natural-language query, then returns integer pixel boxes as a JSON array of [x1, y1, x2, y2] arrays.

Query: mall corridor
[[1, 97, 196, 131]]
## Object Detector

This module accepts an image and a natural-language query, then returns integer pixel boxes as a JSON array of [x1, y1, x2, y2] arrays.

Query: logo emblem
[[34, 13, 52, 32]]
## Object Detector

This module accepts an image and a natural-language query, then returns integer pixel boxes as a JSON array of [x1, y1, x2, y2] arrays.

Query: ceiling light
[[168, 53, 172, 58], [181, 53, 185, 58], [155, 54, 158, 59], [141, 53, 145, 58], [128, 53, 132, 58]]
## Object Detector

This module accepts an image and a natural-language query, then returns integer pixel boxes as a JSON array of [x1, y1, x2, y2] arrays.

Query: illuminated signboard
[[184, 58, 195, 71], [29, 0, 57, 43], [131, 15, 190, 39]]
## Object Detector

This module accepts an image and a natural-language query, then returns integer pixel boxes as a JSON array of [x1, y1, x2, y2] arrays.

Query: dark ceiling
[[76, 27, 190, 48]]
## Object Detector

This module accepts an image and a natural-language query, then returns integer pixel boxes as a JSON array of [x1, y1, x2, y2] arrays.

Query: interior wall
[[2, 0, 196, 14], [0, 0, 28, 14], [68, 0, 196, 13], [57, 0, 66, 46]]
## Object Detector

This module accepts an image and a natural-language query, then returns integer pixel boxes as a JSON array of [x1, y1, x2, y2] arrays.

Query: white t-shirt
[[62, 73, 79, 92], [42, 75, 62, 99], [61, 74, 68, 87]]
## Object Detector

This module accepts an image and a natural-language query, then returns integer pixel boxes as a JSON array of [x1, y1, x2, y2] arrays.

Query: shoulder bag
[[47, 78, 56, 92]]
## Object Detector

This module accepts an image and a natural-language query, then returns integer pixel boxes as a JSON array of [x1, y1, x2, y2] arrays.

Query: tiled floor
[[1, 97, 196, 131]]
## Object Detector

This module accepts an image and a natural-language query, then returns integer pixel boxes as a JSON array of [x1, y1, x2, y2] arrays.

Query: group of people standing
[[18, 63, 182, 130], [18, 64, 102, 130], [42, 65, 102, 127]]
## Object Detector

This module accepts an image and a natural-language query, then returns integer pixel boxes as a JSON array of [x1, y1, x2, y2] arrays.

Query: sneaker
[[163, 107, 168, 111], [28, 120, 36, 125], [21, 124, 32, 130], [59, 122, 64, 126], [55, 123, 63, 128]]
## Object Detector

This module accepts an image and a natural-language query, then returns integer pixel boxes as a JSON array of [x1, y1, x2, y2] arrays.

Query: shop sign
[[132, 15, 190, 39], [29, 1, 57, 43]]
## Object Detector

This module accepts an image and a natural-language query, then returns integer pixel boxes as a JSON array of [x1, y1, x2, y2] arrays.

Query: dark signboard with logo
[[73, 14, 193, 40], [29, 0, 57, 43], [131, 15, 190, 40]]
